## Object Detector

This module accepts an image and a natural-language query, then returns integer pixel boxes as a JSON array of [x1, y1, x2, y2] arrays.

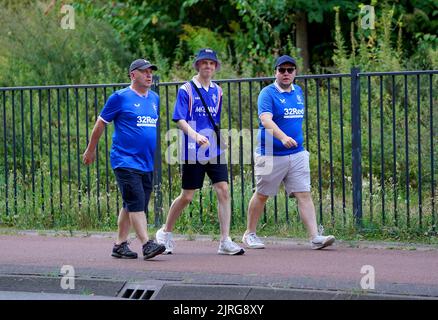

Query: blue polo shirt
[[257, 81, 305, 156], [172, 77, 223, 161], [99, 86, 159, 172]]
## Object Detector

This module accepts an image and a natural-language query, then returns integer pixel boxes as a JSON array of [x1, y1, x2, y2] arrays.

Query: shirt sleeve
[[172, 87, 190, 122], [99, 93, 121, 123], [258, 87, 273, 117]]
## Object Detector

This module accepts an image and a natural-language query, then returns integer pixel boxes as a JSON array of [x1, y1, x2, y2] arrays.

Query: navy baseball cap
[[274, 55, 297, 69], [129, 59, 158, 73], [193, 48, 221, 71]]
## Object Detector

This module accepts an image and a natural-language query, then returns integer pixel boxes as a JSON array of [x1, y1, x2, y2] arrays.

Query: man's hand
[[82, 148, 96, 165], [196, 134, 210, 147], [83, 118, 105, 165], [281, 136, 297, 149]]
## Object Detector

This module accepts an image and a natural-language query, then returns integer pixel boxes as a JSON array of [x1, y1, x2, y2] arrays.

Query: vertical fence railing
[[2, 91, 8, 217], [157, 74, 354, 230], [0, 84, 134, 229], [0, 69, 436, 234], [358, 70, 437, 233], [430, 73, 436, 233], [152, 77, 163, 227], [351, 67, 363, 227]]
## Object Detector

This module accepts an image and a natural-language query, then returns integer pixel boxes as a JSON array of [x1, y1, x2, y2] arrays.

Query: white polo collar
[[274, 81, 295, 93], [192, 76, 215, 91]]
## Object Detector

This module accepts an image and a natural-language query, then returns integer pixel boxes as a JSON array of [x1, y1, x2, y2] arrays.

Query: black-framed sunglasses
[[277, 67, 296, 74]]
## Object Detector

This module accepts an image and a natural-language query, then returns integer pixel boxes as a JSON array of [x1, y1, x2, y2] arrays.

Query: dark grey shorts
[[114, 167, 153, 212]]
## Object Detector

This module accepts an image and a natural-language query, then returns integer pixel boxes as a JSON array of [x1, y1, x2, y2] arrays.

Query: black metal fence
[[0, 69, 436, 233]]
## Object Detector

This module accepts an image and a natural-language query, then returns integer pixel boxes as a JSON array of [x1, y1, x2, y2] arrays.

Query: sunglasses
[[277, 67, 296, 74]]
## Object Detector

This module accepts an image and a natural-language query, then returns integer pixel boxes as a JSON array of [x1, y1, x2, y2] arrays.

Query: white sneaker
[[155, 225, 174, 254], [311, 235, 335, 250], [242, 232, 265, 249], [218, 237, 245, 255]]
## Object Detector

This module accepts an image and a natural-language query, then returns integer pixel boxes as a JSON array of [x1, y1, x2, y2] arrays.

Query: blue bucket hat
[[274, 55, 297, 69], [193, 48, 221, 71]]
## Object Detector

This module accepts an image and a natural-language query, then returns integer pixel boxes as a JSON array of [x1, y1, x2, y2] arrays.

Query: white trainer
[[242, 232, 265, 249], [155, 225, 175, 254], [218, 237, 245, 255], [311, 235, 335, 250]]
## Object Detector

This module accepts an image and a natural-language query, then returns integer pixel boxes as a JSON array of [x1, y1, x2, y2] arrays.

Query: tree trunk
[[295, 11, 310, 72]]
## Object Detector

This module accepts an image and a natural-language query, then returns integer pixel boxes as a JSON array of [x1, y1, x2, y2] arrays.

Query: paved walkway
[[0, 231, 437, 299]]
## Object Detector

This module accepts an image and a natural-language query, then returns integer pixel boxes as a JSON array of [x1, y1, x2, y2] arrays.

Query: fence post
[[351, 67, 363, 228], [152, 75, 163, 228]]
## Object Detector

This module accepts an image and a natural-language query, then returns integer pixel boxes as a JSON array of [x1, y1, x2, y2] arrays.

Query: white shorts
[[254, 151, 311, 196]]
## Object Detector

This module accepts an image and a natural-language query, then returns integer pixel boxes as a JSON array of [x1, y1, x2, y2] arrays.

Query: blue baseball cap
[[274, 55, 297, 69], [193, 48, 221, 71]]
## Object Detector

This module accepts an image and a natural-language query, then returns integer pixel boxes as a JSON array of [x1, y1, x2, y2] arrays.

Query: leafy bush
[[0, 2, 130, 86], [333, 5, 437, 72]]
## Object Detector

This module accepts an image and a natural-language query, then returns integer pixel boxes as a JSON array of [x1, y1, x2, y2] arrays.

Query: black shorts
[[182, 161, 228, 190], [114, 167, 153, 212]]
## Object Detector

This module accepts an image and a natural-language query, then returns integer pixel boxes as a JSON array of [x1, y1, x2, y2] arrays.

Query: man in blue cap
[[156, 48, 244, 256], [241, 55, 335, 250], [83, 58, 166, 260]]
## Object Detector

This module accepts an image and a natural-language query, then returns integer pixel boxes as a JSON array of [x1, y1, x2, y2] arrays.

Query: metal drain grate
[[117, 281, 166, 300], [121, 288, 155, 300]]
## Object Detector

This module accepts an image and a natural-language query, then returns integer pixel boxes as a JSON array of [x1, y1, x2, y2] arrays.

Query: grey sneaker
[[156, 225, 174, 254], [242, 232, 265, 249], [218, 237, 245, 255]]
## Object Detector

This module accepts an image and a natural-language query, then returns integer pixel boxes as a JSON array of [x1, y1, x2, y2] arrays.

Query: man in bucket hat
[[156, 49, 244, 256]]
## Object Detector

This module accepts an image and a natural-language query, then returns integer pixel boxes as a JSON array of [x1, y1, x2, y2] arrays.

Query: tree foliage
[[73, 0, 436, 76], [0, 1, 129, 86], [0, 0, 436, 85]]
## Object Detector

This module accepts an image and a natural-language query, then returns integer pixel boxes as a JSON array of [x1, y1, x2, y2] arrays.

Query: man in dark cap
[[83, 58, 165, 260], [241, 55, 336, 250], [156, 48, 244, 256]]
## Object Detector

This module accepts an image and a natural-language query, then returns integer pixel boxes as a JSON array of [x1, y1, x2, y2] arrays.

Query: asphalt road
[[0, 232, 437, 300]]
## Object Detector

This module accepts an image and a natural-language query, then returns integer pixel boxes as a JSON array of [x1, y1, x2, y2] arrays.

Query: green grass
[[1, 142, 437, 245], [1, 167, 437, 245]]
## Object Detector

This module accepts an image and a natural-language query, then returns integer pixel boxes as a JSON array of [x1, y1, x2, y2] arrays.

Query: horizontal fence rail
[[0, 69, 436, 235]]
